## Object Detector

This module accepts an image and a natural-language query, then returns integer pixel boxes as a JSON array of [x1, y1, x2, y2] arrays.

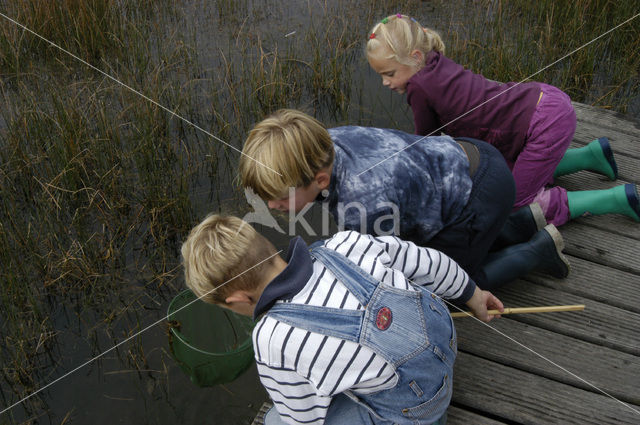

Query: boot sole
[[594, 137, 618, 180], [625, 184, 640, 222], [529, 202, 547, 231], [543, 224, 571, 278]]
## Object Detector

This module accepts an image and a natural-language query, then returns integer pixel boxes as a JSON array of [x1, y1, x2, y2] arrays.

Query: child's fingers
[[487, 292, 504, 312]]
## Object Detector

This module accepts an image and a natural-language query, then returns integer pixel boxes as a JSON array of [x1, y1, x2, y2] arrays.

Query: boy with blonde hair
[[181, 214, 504, 424], [239, 109, 570, 291]]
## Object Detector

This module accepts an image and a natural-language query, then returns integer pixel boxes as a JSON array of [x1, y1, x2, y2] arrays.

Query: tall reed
[[438, 0, 640, 113]]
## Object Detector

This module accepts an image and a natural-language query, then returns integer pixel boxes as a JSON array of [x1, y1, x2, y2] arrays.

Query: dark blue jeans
[[426, 138, 515, 289]]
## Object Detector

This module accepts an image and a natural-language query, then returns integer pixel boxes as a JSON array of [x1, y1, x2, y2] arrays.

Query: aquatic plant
[[438, 0, 640, 113]]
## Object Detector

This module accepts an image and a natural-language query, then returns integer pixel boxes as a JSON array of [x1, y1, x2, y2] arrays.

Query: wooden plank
[[527, 255, 640, 314], [573, 102, 640, 142], [559, 222, 640, 275], [455, 318, 640, 405], [573, 101, 640, 131], [565, 214, 640, 241], [251, 402, 272, 425], [447, 405, 508, 425], [572, 125, 640, 160], [564, 211, 640, 241], [492, 281, 640, 356], [453, 352, 640, 424]]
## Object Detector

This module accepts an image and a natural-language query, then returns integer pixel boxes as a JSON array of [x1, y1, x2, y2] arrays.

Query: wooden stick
[[450, 304, 585, 318]]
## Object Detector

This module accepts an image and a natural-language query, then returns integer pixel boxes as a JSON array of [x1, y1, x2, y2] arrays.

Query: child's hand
[[465, 287, 504, 322]]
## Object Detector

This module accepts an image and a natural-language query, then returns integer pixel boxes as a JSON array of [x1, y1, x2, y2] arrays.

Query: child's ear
[[314, 170, 331, 190], [410, 49, 424, 65], [225, 290, 253, 305]]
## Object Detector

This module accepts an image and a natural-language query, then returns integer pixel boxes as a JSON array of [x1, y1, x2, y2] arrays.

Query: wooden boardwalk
[[253, 103, 640, 425]]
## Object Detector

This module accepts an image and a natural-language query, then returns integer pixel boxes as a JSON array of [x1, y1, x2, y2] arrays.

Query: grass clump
[[437, 0, 640, 113]]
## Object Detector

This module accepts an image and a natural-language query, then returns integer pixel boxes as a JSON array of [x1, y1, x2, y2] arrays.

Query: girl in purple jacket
[[366, 13, 639, 233]]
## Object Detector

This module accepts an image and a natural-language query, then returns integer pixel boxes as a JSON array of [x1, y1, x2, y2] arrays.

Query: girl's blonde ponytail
[[422, 27, 445, 55], [366, 14, 445, 66]]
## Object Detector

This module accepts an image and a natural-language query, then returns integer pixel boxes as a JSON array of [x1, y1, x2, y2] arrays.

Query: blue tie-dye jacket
[[323, 126, 472, 245]]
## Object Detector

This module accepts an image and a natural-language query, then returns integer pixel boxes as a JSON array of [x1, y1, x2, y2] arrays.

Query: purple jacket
[[406, 52, 541, 166]]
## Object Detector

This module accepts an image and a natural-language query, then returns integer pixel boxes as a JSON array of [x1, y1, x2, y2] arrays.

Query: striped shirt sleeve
[[362, 233, 475, 302]]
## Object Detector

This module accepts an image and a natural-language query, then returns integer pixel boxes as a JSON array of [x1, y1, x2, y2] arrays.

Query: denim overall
[[266, 246, 456, 424]]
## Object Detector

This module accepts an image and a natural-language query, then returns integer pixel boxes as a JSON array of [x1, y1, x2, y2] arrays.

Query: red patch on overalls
[[375, 307, 392, 330]]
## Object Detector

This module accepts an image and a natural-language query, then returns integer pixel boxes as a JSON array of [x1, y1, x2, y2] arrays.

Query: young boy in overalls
[[181, 215, 503, 424]]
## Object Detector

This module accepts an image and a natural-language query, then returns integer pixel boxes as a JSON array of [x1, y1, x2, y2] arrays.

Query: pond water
[[0, 1, 638, 424]]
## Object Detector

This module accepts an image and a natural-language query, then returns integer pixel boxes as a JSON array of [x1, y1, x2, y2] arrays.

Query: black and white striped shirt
[[253, 231, 475, 424]]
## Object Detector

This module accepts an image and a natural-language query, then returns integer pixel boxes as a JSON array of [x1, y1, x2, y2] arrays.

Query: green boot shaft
[[567, 184, 640, 222], [554, 137, 618, 180]]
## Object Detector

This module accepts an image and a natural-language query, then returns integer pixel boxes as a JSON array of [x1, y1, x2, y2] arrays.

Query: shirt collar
[[253, 236, 314, 319]]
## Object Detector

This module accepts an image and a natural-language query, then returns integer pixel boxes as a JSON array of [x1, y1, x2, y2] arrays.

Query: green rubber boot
[[567, 184, 640, 222], [554, 137, 618, 180]]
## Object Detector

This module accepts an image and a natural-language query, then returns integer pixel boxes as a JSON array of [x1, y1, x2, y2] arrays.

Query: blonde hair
[[239, 109, 334, 200], [366, 14, 445, 67], [181, 215, 278, 304]]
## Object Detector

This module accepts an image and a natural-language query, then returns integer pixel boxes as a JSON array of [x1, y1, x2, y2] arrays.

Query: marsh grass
[[305, 17, 360, 120], [0, 47, 206, 421], [0, 0, 131, 72], [439, 0, 640, 113], [0, 0, 638, 423]]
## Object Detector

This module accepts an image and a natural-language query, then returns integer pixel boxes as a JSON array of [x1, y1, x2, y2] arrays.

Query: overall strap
[[309, 246, 378, 306], [266, 246, 380, 342], [267, 303, 363, 342]]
